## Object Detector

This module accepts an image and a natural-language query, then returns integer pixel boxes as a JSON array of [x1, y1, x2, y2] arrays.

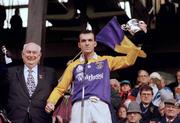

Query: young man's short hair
[[139, 85, 153, 95]]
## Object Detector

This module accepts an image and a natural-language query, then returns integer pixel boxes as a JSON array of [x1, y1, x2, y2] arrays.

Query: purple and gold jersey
[[47, 52, 137, 105], [72, 59, 110, 104]]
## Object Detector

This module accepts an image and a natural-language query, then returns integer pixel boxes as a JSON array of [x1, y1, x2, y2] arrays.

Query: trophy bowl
[[126, 19, 142, 34]]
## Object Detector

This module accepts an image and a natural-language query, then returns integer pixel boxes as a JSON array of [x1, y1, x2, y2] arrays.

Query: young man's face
[[140, 90, 153, 105], [78, 33, 97, 55]]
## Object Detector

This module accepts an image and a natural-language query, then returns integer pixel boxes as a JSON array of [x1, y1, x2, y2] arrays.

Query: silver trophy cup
[[121, 19, 142, 34]]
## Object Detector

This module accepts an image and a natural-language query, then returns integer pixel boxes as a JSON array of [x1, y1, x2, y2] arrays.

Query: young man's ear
[[94, 41, 97, 47]]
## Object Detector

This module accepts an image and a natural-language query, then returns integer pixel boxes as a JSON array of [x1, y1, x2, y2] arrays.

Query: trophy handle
[[121, 24, 130, 31]]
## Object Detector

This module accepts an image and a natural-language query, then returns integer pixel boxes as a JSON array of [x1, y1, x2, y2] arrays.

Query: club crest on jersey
[[76, 65, 84, 73], [96, 61, 103, 69]]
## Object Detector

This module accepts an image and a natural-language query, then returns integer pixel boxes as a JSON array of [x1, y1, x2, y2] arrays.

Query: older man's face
[[164, 104, 178, 118], [137, 70, 150, 85], [127, 112, 141, 123], [22, 43, 41, 69]]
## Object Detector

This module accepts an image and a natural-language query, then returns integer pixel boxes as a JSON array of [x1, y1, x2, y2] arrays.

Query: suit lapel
[[16, 66, 30, 97]]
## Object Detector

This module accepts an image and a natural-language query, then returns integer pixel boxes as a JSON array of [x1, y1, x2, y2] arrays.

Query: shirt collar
[[24, 65, 38, 72], [79, 52, 98, 62], [166, 117, 175, 122]]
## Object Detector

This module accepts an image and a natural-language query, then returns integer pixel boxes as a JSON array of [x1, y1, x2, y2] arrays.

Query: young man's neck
[[83, 52, 95, 60]]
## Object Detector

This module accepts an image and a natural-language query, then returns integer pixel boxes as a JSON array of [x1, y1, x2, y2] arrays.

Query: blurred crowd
[[110, 69, 180, 123]]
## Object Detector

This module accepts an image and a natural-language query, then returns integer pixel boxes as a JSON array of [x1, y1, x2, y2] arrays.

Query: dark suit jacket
[[0, 53, 10, 109], [140, 102, 161, 123], [0, 62, 7, 108], [6, 65, 58, 123], [160, 116, 180, 123]]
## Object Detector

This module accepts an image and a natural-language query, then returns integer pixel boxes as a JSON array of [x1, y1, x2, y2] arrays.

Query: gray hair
[[22, 42, 41, 53]]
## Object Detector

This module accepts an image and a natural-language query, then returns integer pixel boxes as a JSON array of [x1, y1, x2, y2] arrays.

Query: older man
[[126, 101, 142, 123], [6, 42, 58, 123], [131, 69, 150, 103], [160, 98, 180, 123]]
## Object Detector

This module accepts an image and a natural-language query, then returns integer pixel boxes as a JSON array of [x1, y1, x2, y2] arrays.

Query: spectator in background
[[136, 69, 150, 87], [168, 69, 180, 104], [156, 0, 176, 40], [10, 8, 22, 31], [110, 78, 121, 111], [149, 72, 160, 106], [117, 105, 127, 123], [152, 72, 174, 106], [131, 69, 150, 103], [158, 101, 165, 117], [10, 8, 24, 54], [110, 78, 122, 123], [160, 98, 180, 123], [175, 86, 180, 105], [119, 80, 134, 107], [139, 85, 161, 123], [52, 93, 72, 123], [126, 101, 142, 123]]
